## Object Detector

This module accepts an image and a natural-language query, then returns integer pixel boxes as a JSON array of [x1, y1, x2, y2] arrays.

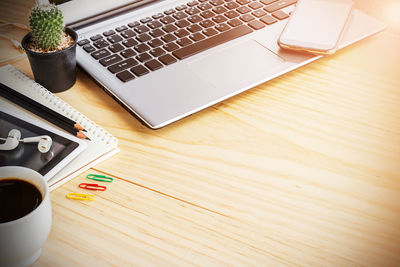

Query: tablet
[[0, 109, 87, 181]]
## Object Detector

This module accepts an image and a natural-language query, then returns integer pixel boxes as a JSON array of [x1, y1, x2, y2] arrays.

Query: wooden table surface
[[1, 1, 399, 266]]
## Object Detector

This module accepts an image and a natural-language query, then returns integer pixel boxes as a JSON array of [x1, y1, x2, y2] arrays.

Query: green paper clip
[[87, 174, 113, 182]]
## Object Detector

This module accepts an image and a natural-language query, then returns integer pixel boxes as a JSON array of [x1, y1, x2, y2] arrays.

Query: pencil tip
[[74, 123, 85, 131], [76, 131, 90, 140]]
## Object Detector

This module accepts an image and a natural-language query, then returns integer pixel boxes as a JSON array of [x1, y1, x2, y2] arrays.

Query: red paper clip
[[78, 183, 106, 191]]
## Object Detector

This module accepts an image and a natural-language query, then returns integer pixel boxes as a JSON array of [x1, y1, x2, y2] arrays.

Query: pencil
[[0, 83, 90, 140], [0, 82, 86, 132]]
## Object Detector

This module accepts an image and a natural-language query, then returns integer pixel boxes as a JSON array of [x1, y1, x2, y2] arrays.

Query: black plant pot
[[21, 28, 78, 93]]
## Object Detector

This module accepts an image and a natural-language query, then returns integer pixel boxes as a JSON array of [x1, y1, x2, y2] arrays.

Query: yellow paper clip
[[66, 193, 94, 201]]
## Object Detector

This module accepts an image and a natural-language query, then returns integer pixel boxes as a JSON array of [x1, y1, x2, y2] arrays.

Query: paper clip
[[79, 183, 106, 191], [87, 174, 113, 182], [66, 193, 94, 201]]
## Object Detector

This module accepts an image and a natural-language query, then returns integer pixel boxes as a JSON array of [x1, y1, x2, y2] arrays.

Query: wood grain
[[0, 0, 399, 266]]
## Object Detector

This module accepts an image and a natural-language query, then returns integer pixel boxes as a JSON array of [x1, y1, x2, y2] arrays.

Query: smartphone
[[278, 0, 354, 54]]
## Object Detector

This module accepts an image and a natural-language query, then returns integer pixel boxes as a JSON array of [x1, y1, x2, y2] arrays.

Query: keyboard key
[[140, 17, 152, 24], [215, 23, 230, 32], [121, 48, 137, 58], [117, 70, 135, 82], [227, 18, 243, 27], [115, 25, 128, 32], [224, 2, 239, 9], [175, 29, 190, 38], [185, 7, 201, 15], [134, 43, 151, 53], [164, 9, 175, 15], [176, 19, 190, 28], [150, 47, 166, 57], [176, 4, 188, 11], [131, 65, 150, 76], [93, 39, 109, 49], [212, 15, 227, 23], [187, 24, 202, 33], [162, 33, 177, 42], [121, 29, 136, 38], [158, 54, 177, 65], [152, 13, 164, 19], [136, 33, 152, 43], [187, 1, 199, 7], [249, 2, 263, 9], [198, 3, 212, 10], [91, 48, 111, 59], [240, 14, 255, 22], [83, 44, 95, 52], [136, 52, 152, 62], [148, 38, 164, 48], [202, 28, 218, 36], [160, 16, 175, 24], [213, 6, 227, 14], [173, 11, 188, 20], [108, 58, 138, 73], [163, 42, 180, 52], [128, 21, 140, 28], [177, 37, 193, 47], [200, 10, 215, 19], [225, 10, 240, 19], [188, 15, 203, 23], [122, 38, 139, 48], [173, 24, 252, 60], [150, 28, 165, 38], [237, 6, 252, 14], [260, 14, 277, 25], [252, 9, 267, 18], [189, 32, 206, 42], [260, 0, 279, 4], [144, 59, 163, 71], [210, 0, 224, 6], [147, 20, 163, 29], [200, 19, 215, 28], [90, 34, 102, 41], [134, 25, 150, 34], [107, 34, 123, 43], [103, 30, 115, 36], [121, 67, 141, 80], [271, 10, 289, 20], [237, 0, 251, 4], [248, 20, 266, 30], [109, 43, 125, 53], [78, 39, 89, 46], [163, 24, 178, 33], [100, 54, 122, 66], [264, 0, 297, 13]]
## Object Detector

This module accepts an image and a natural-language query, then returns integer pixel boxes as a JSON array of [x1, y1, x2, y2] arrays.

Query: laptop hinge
[[68, 0, 162, 30]]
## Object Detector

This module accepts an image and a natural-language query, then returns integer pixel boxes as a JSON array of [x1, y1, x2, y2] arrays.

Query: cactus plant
[[22, 0, 78, 92], [29, 3, 64, 50]]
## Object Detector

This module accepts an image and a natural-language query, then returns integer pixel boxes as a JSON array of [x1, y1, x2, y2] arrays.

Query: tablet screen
[[0, 111, 80, 176]]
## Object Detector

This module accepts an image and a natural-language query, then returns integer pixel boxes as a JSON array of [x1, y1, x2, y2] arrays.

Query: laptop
[[56, 0, 385, 129]]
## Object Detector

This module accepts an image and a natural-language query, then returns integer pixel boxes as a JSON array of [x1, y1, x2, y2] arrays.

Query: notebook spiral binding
[[7, 65, 118, 145]]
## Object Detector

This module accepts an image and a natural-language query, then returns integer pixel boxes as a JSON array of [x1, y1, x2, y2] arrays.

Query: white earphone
[[0, 129, 53, 153]]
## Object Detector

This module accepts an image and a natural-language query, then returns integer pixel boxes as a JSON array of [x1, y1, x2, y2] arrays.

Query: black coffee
[[0, 178, 42, 223]]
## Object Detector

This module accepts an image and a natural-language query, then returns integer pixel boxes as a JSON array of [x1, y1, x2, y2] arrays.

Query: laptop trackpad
[[188, 40, 286, 90]]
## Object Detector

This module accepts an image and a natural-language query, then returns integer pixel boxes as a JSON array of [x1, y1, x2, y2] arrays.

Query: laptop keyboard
[[77, 0, 297, 82]]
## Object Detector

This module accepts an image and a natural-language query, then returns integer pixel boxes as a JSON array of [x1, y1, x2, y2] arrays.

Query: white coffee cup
[[0, 166, 52, 267]]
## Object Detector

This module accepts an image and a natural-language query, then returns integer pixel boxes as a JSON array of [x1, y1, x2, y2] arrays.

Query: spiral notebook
[[0, 64, 119, 191]]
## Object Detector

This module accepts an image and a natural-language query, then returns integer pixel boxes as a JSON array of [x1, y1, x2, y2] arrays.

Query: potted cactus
[[21, 0, 78, 93]]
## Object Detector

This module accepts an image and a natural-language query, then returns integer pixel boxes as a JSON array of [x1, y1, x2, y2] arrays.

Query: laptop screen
[[51, 0, 152, 26]]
